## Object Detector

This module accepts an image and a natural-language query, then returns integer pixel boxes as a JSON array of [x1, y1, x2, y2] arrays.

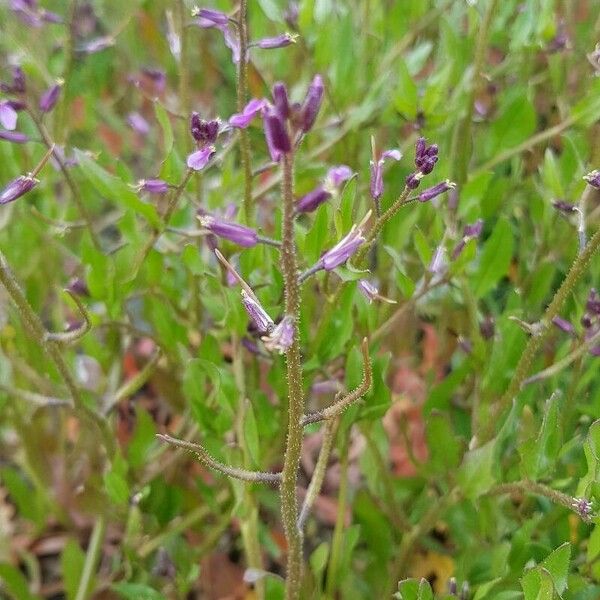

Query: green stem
[[484, 217, 600, 442], [237, 0, 253, 222], [176, 0, 190, 138], [280, 152, 305, 600], [74, 516, 106, 600]]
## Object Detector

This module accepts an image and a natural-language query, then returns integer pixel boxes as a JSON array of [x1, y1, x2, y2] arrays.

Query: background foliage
[[1, 0, 600, 598]]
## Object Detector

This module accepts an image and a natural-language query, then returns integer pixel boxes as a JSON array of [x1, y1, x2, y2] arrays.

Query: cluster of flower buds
[[229, 76, 324, 162], [406, 137, 439, 189], [187, 112, 219, 171], [552, 288, 600, 356], [192, 7, 297, 63], [572, 497, 594, 521], [584, 170, 600, 188], [9, 0, 62, 27], [295, 165, 353, 214]]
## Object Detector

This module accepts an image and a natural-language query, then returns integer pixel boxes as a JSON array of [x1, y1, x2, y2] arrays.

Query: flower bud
[[187, 145, 215, 170], [39, 83, 62, 113], [198, 215, 258, 247], [262, 316, 295, 354], [190, 112, 220, 145], [241, 291, 274, 333], [256, 33, 297, 49], [418, 180, 455, 202], [296, 186, 331, 213], [300, 74, 324, 133], [584, 170, 600, 188], [0, 101, 18, 130], [0, 175, 38, 205], [137, 179, 169, 194]]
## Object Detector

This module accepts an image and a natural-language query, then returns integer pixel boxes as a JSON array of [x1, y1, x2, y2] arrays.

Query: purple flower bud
[[284, 2, 299, 29], [414, 137, 439, 174], [452, 219, 483, 259], [418, 180, 455, 202], [405, 171, 423, 189], [262, 316, 295, 354], [68, 277, 89, 296], [229, 98, 266, 128], [127, 112, 151, 136], [448, 578, 458, 595], [296, 186, 331, 213], [311, 379, 342, 395], [190, 112, 220, 145], [552, 316, 576, 335], [369, 149, 402, 200], [1, 66, 26, 94], [40, 9, 62, 23], [222, 26, 242, 63], [325, 165, 353, 188], [10, 0, 42, 26], [137, 179, 169, 194], [263, 109, 291, 161], [79, 36, 115, 54], [241, 291, 274, 333], [141, 68, 167, 93], [192, 7, 230, 27], [272, 82, 290, 120], [572, 497, 593, 520], [420, 155, 438, 174], [187, 145, 216, 170], [0, 130, 29, 143], [552, 199, 577, 214], [586, 289, 600, 316], [39, 83, 62, 113], [0, 175, 38, 205], [198, 215, 258, 247], [300, 74, 324, 133], [256, 33, 297, 49], [584, 170, 600, 188], [319, 223, 366, 270], [0, 102, 18, 131], [358, 279, 378, 302]]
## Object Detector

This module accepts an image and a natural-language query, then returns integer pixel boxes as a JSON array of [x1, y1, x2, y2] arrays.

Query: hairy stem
[[484, 216, 600, 442], [280, 152, 305, 600], [237, 0, 253, 222]]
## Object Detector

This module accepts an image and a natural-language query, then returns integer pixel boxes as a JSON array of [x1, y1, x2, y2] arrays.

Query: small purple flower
[[191, 7, 230, 27], [552, 316, 576, 336], [255, 33, 297, 49], [405, 171, 423, 189], [262, 316, 295, 354], [300, 74, 324, 133], [190, 112, 220, 145], [584, 170, 600, 188], [552, 199, 577, 214], [137, 179, 169, 194], [127, 112, 151, 136], [229, 98, 266, 128], [0, 130, 29, 143], [68, 277, 89, 297], [452, 219, 483, 260], [418, 180, 456, 203], [370, 149, 402, 201], [272, 82, 290, 120], [241, 291, 274, 333], [0, 175, 38, 205], [39, 83, 62, 113], [263, 108, 291, 161], [198, 215, 258, 247], [0, 101, 18, 131], [296, 186, 331, 214], [319, 221, 367, 271], [325, 165, 353, 188], [187, 145, 216, 170], [572, 497, 593, 521], [358, 280, 378, 302]]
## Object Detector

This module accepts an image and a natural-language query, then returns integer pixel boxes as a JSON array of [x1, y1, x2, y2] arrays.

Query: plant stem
[[280, 152, 305, 600], [483, 218, 600, 442], [237, 0, 253, 222], [74, 516, 105, 600], [176, 0, 190, 141]]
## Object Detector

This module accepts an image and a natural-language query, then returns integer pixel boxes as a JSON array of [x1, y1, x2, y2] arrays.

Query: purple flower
[[300, 74, 324, 133], [190, 112, 220, 145], [40, 9, 62, 23], [187, 145, 216, 170], [0, 102, 18, 131], [272, 82, 290, 120], [198, 215, 258, 247], [127, 112, 150, 136], [68, 277, 90, 297], [552, 316, 576, 336], [296, 186, 331, 214], [552, 199, 577, 214], [586, 289, 600, 316], [418, 180, 456, 203], [325, 165, 353, 188], [1, 66, 26, 94], [229, 98, 266, 128], [369, 149, 402, 201], [9, 0, 42, 26], [255, 33, 297, 49], [358, 280, 378, 302], [584, 170, 600, 188], [241, 291, 274, 333], [39, 83, 62, 113], [319, 221, 367, 271], [0, 175, 38, 205], [192, 7, 230, 27], [137, 179, 169, 194], [452, 219, 483, 260], [405, 171, 423, 189], [0, 130, 29, 143], [572, 497, 593, 521], [263, 108, 291, 161], [262, 316, 294, 354]]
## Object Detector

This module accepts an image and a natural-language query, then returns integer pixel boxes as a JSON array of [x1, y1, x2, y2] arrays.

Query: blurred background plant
[[1, 0, 600, 599]]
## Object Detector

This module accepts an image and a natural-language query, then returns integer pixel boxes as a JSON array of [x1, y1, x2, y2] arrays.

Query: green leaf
[[394, 59, 418, 119], [426, 411, 463, 473], [309, 542, 329, 578], [458, 439, 497, 499], [243, 400, 260, 466], [474, 219, 514, 298], [112, 583, 166, 600], [74, 150, 160, 227], [521, 543, 571, 599], [61, 539, 85, 600], [0, 564, 39, 600], [396, 578, 434, 600], [154, 102, 173, 154]]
